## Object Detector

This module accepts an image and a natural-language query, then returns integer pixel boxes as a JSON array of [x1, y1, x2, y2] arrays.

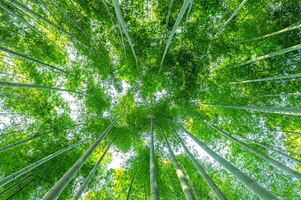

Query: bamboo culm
[[0, 133, 45, 152], [234, 23, 301, 43], [150, 119, 160, 200], [112, 0, 138, 66], [0, 81, 88, 97], [222, 44, 301, 70], [209, 125, 301, 180], [6, 179, 35, 200], [42, 116, 121, 200], [161, 128, 195, 200], [4, 0, 71, 36], [213, 0, 249, 39], [231, 73, 301, 84], [159, 0, 192, 71], [238, 135, 301, 165], [72, 144, 112, 200], [0, 138, 91, 187], [0, 46, 76, 77], [0, 3, 67, 55], [0, 174, 33, 196], [126, 169, 138, 200], [201, 103, 301, 116], [174, 130, 226, 200], [175, 123, 278, 200]]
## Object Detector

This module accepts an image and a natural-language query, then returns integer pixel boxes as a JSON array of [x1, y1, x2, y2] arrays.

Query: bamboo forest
[[1, 0, 301, 199]]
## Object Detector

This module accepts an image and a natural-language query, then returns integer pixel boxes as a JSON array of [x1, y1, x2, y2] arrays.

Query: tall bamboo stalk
[[222, 44, 301, 70], [237, 135, 301, 165], [213, 0, 249, 39], [112, 0, 138, 66], [0, 46, 75, 77], [150, 119, 159, 200], [231, 73, 301, 84], [159, 0, 192, 71], [42, 116, 121, 200], [174, 130, 226, 200], [209, 125, 301, 180], [0, 133, 45, 152], [126, 169, 138, 200], [175, 123, 278, 200], [161, 128, 195, 200], [234, 23, 301, 43], [0, 138, 91, 187], [0, 3, 67, 56], [4, 0, 70, 36], [72, 144, 112, 200], [0, 81, 87, 97], [202, 103, 301, 116], [0, 174, 33, 196], [6, 179, 35, 200]]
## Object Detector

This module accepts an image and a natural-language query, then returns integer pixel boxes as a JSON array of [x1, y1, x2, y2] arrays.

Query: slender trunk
[[175, 131, 226, 200], [69, 1, 80, 14], [42, 116, 121, 200], [0, 3, 67, 56], [150, 119, 159, 200], [112, 0, 138, 66], [238, 135, 301, 165], [258, 92, 301, 98], [181, 166, 199, 200], [126, 169, 138, 200], [176, 123, 278, 200], [159, 0, 192, 71], [263, 143, 301, 158], [209, 125, 301, 180], [234, 23, 301, 43], [117, 20, 127, 57], [165, 0, 174, 31], [213, 0, 249, 39], [49, 0, 87, 35], [183, 1, 193, 33], [1, 15, 31, 36], [161, 128, 195, 200], [0, 81, 87, 97], [6, 179, 35, 200], [0, 133, 45, 152], [72, 144, 111, 200], [0, 138, 91, 187], [0, 174, 32, 196], [4, 0, 70, 36], [102, 0, 116, 30], [231, 73, 301, 84], [0, 46, 75, 77], [4, 0, 88, 49], [202, 103, 301, 116], [37, 0, 62, 27], [101, 0, 126, 56], [223, 44, 301, 70]]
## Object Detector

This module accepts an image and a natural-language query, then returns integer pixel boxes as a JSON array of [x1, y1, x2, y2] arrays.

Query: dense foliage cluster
[[0, 0, 301, 199]]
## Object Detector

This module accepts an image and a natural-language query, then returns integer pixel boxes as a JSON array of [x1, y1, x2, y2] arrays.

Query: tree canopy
[[0, 0, 301, 199]]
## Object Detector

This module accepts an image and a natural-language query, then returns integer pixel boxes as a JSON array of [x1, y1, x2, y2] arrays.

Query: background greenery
[[0, 0, 301, 199]]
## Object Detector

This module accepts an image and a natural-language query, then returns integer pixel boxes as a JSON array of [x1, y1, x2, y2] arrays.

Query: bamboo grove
[[0, 0, 301, 199]]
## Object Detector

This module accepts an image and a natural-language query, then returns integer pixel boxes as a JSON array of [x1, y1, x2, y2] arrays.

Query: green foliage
[[0, 0, 301, 199]]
